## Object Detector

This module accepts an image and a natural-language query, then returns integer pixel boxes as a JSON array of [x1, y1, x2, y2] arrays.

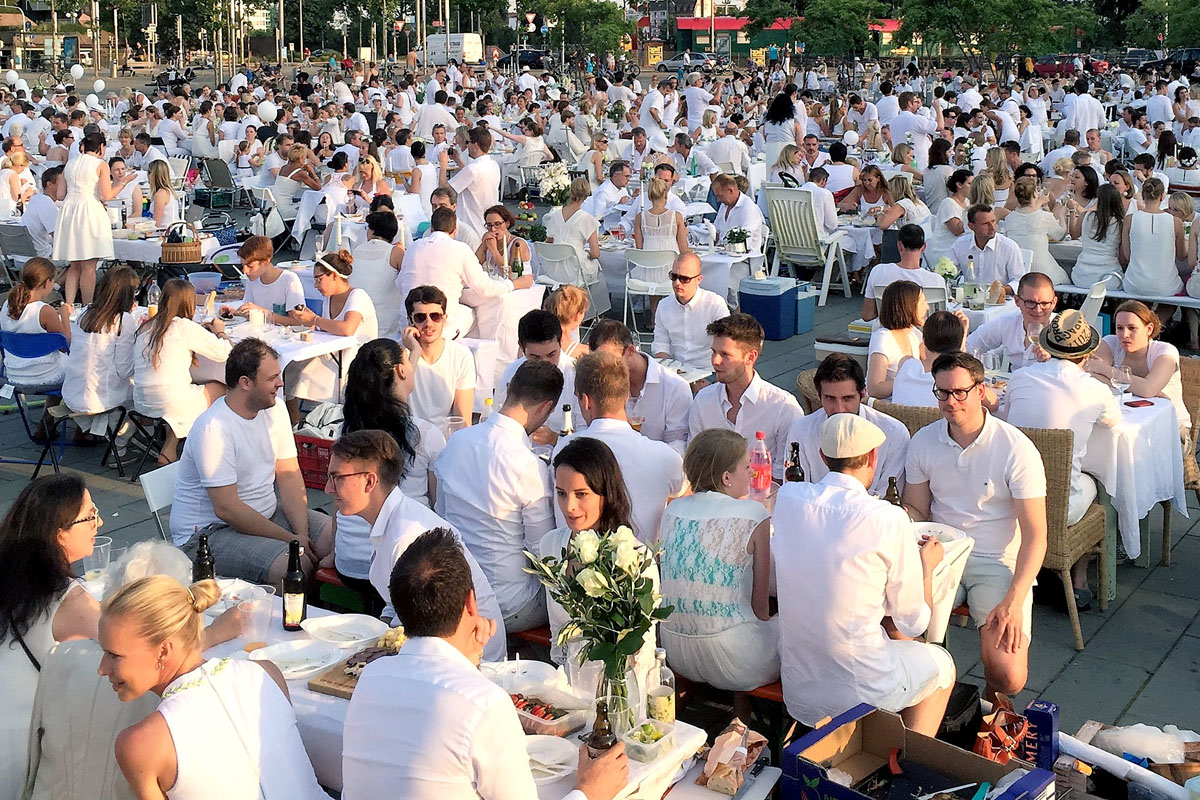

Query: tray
[[306, 643, 401, 699]]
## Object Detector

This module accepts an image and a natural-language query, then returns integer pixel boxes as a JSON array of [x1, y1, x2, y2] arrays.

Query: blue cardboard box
[[782, 705, 1056, 800]]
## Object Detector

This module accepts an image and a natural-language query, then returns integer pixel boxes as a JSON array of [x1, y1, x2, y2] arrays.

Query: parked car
[[497, 48, 553, 70], [1033, 54, 1077, 77], [1086, 54, 1110, 73], [1142, 47, 1200, 77], [1120, 48, 1162, 70], [655, 53, 717, 73]]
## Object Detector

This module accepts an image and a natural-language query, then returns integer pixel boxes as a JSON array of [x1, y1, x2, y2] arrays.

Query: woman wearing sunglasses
[[576, 130, 609, 188], [285, 249, 379, 424]]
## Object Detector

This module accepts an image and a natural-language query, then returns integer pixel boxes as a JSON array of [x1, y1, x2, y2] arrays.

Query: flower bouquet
[[525, 526, 671, 727], [607, 101, 626, 126], [933, 256, 958, 281], [725, 227, 750, 254], [539, 162, 571, 207]]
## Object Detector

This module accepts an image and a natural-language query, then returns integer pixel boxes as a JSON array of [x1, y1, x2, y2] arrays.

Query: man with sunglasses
[[652, 252, 729, 371], [403, 285, 477, 430], [903, 351, 1047, 702], [966, 271, 1057, 371]]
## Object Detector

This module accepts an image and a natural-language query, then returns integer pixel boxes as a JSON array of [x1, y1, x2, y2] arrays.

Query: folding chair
[[1079, 279, 1109, 329], [622, 248, 675, 346], [124, 411, 171, 482], [0, 331, 69, 468], [201, 157, 246, 207], [207, 243, 246, 280], [139, 461, 181, 541], [0, 223, 39, 283], [764, 186, 851, 306], [533, 241, 612, 324]]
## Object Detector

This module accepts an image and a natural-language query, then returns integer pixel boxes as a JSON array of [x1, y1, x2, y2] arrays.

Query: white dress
[[288, 287, 378, 401], [133, 317, 233, 437], [1003, 208, 1068, 284], [52, 153, 114, 261], [0, 300, 66, 386], [657, 493, 779, 691], [544, 206, 601, 282], [156, 657, 326, 800], [927, 196, 966, 265], [413, 162, 437, 217], [0, 581, 80, 800], [637, 207, 681, 255], [1122, 210, 1182, 297], [1071, 210, 1124, 290], [1105, 335, 1190, 431], [63, 312, 137, 435], [0, 168, 19, 219], [270, 173, 306, 213], [870, 326, 924, 382]]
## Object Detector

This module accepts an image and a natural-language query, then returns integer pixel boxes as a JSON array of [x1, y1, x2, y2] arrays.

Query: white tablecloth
[[190, 322, 360, 399], [465, 284, 546, 369], [112, 234, 222, 264], [948, 298, 1021, 331], [836, 224, 876, 271], [1082, 397, 1188, 558]]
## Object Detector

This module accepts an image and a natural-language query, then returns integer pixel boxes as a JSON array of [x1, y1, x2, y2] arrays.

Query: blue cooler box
[[796, 284, 817, 335], [739, 277, 799, 340]]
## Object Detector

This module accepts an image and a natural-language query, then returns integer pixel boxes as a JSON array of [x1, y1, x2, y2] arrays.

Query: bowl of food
[[622, 719, 674, 763]]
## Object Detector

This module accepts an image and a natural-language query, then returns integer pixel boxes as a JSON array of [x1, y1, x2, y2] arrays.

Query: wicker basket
[[160, 221, 203, 264]]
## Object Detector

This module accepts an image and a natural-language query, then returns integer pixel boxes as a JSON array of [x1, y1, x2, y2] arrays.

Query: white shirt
[[950, 232, 1027, 289], [343, 636, 583, 800], [243, 269, 305, 316], [785, 404, 910, 496], [397, 231, 513, 337], [63, 312, 136, 416], [966, 311, 1053, 371], [773, 471, 931, 725], [629, 352, 693, 452], [705, 135, 751, 175], [21, 192, 58, 257], [672, 147, 719, 178], [683, 85, 715, 132], [580, 178, 629, 223], [864, 262, 945, 301], [801, 181, 838, 235], [494, 353, 576, 435], [1147, 93, 1173, 127], [449, 153, 500, 238], [715, 192, 764, 253], [1004, 358, 1119, 520], [170, 398, 296, 544], [1039, 143, 1077, 174], [905, 411, 1046, 561], [433, 413, 555, 618], [639, 89, 668, 133], [876, 94, 900, 125], [846, 102, 879, 132], [553, 417, 685, 543], [889, 108, 938, 170], [689, 371, 805, 480], [652, 287, 729, 369], [409, 339, 476, 429]]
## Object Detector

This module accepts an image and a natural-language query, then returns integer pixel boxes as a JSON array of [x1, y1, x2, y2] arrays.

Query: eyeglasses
[[411, 311, 444, 324], [484, 220, 507, 229], [669, 272, 700, 284], [69, 504, 100, 527], [327, 471, 369, 487], [1018, 298, 1055, 310], [932, 382, 981, 401]]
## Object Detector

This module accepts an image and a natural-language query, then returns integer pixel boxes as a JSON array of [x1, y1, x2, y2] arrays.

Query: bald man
[[652, 252, 730, 370]]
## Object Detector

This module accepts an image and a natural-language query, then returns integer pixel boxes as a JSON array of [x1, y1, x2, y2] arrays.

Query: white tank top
[[157, 658, 325, 800], [0, 299, 65, 386]]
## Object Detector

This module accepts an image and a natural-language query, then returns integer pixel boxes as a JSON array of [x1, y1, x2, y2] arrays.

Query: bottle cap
[[755, 430, 766, 439]]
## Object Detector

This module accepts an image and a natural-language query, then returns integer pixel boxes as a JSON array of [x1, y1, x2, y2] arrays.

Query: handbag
[[973, 694, 1030, 764]]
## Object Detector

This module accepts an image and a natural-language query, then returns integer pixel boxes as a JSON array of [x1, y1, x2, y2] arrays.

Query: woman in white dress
[[761, 93, 804, 166], [658, 430, 778, 692], [0, 258, 70, 393], [837, 164, 891, 215], [147, 160, 180, 229], [1071, 183, 1126, 290], [926, 168, 972, 266], [43, 129, 71, 168], [285, 249, 379, 423], [544, 285, 591, 361], [1121, 178, 1185, 297], [538, 438, 659, 712], [867, 280, 927, 399], [491, 117, 550, 194], [768, 144, 806, 185], [576, 131, 609, 188], [98, 576, 327, 800], [1165, 146, 1200, 187], [875, 175, 931, 230], [271, 143, 322, 217], [922, 138, 956, 212], [0, 152, 34, 219], [190, 100, 220, 160], [695, 108, 719, 145], [133, 279, 231, 461], [404, 140, 437, 217], [108, 157, 144, 220], [544, 177, 602, 282], [633, 176, 689, 255], [54, 131, 135, 305], [1003, 176, 1069, 284]]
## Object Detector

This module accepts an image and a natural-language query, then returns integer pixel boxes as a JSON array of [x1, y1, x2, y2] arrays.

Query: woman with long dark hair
[[762, 92, 804, 166]]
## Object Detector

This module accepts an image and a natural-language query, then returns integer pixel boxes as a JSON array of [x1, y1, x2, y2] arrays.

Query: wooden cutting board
[[306, 648, 400, 700]]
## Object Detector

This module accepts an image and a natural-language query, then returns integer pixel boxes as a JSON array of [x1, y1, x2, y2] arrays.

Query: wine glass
[[1112, 365, 1133, 402], [1025, 322, 1044, 352]]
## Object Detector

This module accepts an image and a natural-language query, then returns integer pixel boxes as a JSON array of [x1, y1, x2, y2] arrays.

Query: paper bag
[[696, 718, 767, 795]]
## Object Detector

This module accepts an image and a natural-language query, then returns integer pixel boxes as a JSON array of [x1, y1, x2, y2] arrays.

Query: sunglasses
[[669, 272, 700, 284], [411, 311, 444, 324]]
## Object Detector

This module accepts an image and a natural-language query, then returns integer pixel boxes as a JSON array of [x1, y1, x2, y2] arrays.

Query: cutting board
[[306, 648, 401, 700]]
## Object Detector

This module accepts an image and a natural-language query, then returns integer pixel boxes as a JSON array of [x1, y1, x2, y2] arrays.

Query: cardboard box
[[781, 704, 1056, 800]]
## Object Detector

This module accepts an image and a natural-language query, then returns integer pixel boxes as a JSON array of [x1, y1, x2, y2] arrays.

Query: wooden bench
[[1055, 283, 1200, 309], [315, 566, 368, 613]]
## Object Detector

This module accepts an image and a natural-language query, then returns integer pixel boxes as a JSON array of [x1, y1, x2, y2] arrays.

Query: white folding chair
[[139, 461, 180, 542], [0, 223, 38, 283], [764, 186, 851, 306], [714, 160, 736, 176], [533, 241, 611, 323], [1020, 248, 1034, 272], [924, 284, 948, 312], [622, 248, 676, 345], [166, 156, 189, 191], [1080, 279, 1109, 329], [248, 186, 289, 238]]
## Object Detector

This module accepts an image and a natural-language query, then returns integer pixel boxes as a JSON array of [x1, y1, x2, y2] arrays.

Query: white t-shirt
[[869, 326, 923, 381], [864, 263, 945, 301], [409, 340, 476, 428], [21, 193, 58, 258], [170, 398, 297, 544], [244, 269, 306, 316]]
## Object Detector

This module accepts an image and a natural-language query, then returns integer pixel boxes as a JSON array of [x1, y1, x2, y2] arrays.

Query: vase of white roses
[[539, 162, 571, 207], [726, 227, 750, 254], [933, 256, 959, 293], [525, 525, 670, 733]]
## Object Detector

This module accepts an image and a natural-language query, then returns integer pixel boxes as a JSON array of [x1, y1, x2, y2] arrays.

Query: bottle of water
[[749, 432, 772, 502]]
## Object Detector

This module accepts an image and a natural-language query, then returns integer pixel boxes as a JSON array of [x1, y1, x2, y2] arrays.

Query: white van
[[414, 33, 484, 66]]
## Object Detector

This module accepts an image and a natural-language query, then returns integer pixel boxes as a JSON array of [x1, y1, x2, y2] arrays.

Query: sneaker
[[1073, 588, 1094, 613]]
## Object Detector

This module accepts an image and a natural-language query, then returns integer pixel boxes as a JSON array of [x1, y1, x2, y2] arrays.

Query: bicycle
[[38, 58, 73, 90]]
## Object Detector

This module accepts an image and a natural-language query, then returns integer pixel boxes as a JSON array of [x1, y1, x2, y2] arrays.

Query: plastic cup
[[82, 535, 112, 581], [444, 415, 467, 439], [239, 585, 276, 651]]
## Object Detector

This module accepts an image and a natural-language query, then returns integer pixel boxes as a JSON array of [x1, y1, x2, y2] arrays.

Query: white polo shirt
[[950, 232, 1027, 290], [689, 371, 805, 481], [785, 403, 910, 496], [863, 262, 946, 302], [905, 411, 1046, 562], [651, 287, 729, 370]]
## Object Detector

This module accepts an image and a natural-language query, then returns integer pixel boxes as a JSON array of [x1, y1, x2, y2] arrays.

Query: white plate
[[913, 522, 966, 544], [526, 734, 578, 785], [206, 578, 263, 616], [301, 614, 388, 647], [248, 639, 342, 679]]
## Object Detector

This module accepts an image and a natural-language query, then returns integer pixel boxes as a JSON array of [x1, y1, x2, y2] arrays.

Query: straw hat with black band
[[1038, 308, 1100, 360]]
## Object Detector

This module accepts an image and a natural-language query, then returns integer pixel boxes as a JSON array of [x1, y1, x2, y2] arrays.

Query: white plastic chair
[[623, 248, 676, 345], [924, 284, 948, 312], [505, 150, 547, 198], [1020, 248, 1033, 271], [139, 461, 180, 542], [167, 156, 189, 191], [1080, 279, 1109, 329], [533, 241, 611, 322], [764, 186, 851, 306], [609, 138, 633, 161], [248, 185, 290, 238]]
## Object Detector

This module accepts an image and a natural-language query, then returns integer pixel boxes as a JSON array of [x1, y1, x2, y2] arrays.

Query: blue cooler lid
[[739, 276, 798, 296]]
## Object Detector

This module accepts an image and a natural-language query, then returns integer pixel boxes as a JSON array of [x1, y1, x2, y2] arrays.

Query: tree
[[1124, 0, 1167, 48], [538, 0, 630, 56], [789, 0, 884, 56], [742, 0, 797, 38]]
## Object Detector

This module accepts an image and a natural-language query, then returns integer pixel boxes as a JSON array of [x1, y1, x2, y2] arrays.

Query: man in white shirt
[[689, 313, 805, 480], [712, 173, 765, 257], [1146, 80, 1173, 127], [171, 339, 329, 585], [875, 80, 900, 125], [774, 413, 953, 733], [639, 79, 672, 148], [342, 526, 627, 800], [627, 127, 656, 175], [415, 90, 459, 140], [588, 320, 691, 453], [1038, 129, 1080, 173], [889, 91, 943, 171], [1065, 79, 1105, 139], [862, 224, 945, 320], [581, 161, 633, 226], [669, 133, 719, 181], [903, 351, 1047, 699], [706, 122, 751, 175], [398, 207, 531, 338], [950, 204, 1026, 290], [800, 134, 831, 171], [343, 101, 370, 135], [683, 72, 722, 134], [652, 252, 729, 370], [335, 130, 364, 170], [430, 185, 483, 251], [845, 93, 879, 133], [965, 271, 1057, 371], [449, 127, 501, 238], [786, 354, 910, 495], [801, 168, 839, 236], [516, 66, 538, 93], [958, 78, 983, 112], [131, 132, 167, 170], [433, 360, 562, 631], [494, 310, 577, 443], [554, 351, 685, 542], [22, 165, 62, 258]]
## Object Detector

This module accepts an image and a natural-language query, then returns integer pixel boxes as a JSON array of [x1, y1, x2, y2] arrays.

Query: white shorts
[[874, 640, 957, 712], [953, 555, 1034, 642]]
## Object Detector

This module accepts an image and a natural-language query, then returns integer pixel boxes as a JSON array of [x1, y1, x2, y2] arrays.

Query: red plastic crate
[[295, 434, 333, 490]]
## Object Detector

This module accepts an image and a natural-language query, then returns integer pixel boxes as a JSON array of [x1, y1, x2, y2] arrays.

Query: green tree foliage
[[743, 0, 883, 55], [742, 0, 797, 38], [538, 0, 631, 56], [1122, 0, 1200, 48]]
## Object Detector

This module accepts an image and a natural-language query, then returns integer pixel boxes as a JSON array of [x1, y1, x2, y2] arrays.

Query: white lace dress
[[638, 207, 681, 254], [656, 493, 779, 690]]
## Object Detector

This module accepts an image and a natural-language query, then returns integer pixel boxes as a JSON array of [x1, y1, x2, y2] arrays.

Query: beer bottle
[[784, 441, 805, 483], [559, 403, 574, 438], [282, 540, 307, 631], [192, 533, 215, 582], [511, 252, 525, 278], [883, 476, 903, 507], [586, 699, 617, 757]]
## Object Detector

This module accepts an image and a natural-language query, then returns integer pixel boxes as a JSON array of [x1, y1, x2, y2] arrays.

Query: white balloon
[[86, 93, 99, 107], [93, 79, 105, 93], [257, 100, 278, 123], [4, 70, 17, 86], [70, 64, 85, 81], [14, 79, 28, 92], [842, 130, 860, 146]]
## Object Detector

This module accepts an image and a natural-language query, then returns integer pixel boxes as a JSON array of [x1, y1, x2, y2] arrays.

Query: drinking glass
[[444, 415, 467, 439], [597, 693, 634, 740], [1025, 322, 1045, 351], [625, 397, 645, 433], [239, 585, 277, 652], [983, 350, 1002, 380], [1112, 365, 1133, 401], [82, 536, 112, 581]]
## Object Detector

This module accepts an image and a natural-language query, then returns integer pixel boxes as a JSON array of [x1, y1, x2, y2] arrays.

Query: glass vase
[[594, 656, 640, 739]]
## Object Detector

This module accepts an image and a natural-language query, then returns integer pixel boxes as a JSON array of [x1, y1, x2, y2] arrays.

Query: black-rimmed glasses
[[932, 382, 981, 402]]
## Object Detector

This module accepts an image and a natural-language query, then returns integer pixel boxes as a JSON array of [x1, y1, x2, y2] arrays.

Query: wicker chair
[[795, 369, 820, 414], [872, 400, 941, 438], [1017, 426, 1109, 651]]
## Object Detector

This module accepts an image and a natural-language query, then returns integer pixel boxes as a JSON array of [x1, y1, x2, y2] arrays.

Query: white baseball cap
[[820, 413, 886, 459]]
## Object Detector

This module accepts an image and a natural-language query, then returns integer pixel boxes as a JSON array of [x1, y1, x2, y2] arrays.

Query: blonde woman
[[114, 127, 137, 161], [768, 144, 806, 185], [1045, 157, 1075, 205], [98, 576, 327, 799], [575, 96, 598, 145], [695, 109, 719, 145], [985, 147, 1014, 203], [544, 285, 591, 361], [890, 143, 922, 182], [967, 172, 1009, 221], [576, 131, 609, 188], [147, 160, 180, 229], [0, 152, 33, 218], [543, 177, 601, 284], [634, 177, 689, 255], [354, 155, 392, 202], [272, 143, 321, 213], [875, 174, 931, 229]]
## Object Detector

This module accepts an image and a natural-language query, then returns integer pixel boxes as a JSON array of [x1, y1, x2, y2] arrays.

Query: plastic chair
[[533, 241, 612, 323], [139, 461, 180, 541], [1079, 279, 1109, 329], [0, 331, 69, 467], [0, 223, 39, 284], [622, 248, 676, 345], [207, 243, 245, 279], [1020, 248, 1033, 271], [924, 285, 948, 312], [764, 186, 850, 306]]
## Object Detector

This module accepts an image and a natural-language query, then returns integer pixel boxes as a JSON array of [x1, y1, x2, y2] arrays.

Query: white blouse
[[62, 311, 137, 414]]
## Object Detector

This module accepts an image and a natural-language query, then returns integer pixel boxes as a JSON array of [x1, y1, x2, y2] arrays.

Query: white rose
[[614, 540, 640, 574], [611, 525, 637, 548], [577, 567, 607, 598], [573, 530, 601, 565]]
